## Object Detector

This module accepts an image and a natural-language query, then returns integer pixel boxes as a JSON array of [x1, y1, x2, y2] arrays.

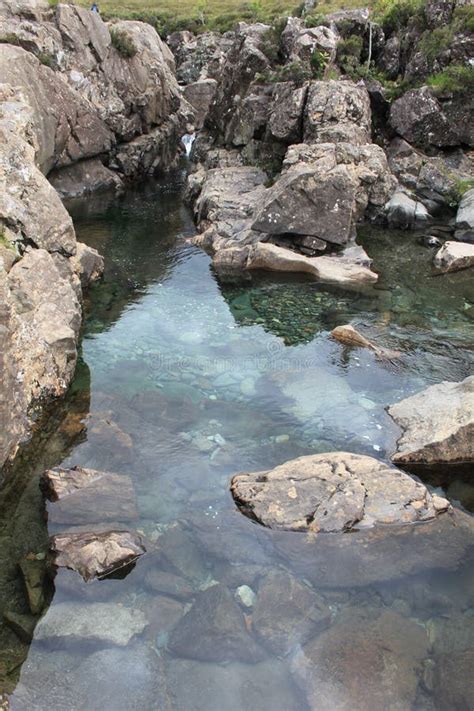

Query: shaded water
[[1, 171, 473, 709]]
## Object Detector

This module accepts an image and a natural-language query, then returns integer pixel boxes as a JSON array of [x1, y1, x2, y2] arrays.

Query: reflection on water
[[1, 170, 473, 709]]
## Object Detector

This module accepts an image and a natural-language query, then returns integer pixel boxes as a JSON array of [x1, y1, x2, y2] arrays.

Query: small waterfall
[[181, 132, 196, 158]]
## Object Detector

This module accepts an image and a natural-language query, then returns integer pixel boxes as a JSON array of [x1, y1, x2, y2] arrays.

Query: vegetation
[[110, 27, 138, 56], [427, 64, 474, 97], [336, 34, 363, 74], [37, 51, 56, 67], [0, 33, 21, 45], [372, 0, 424, 34], [0, 232, 15, 252]]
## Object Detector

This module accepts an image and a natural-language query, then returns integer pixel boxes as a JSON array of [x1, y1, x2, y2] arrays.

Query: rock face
[[231, 452, 450, 532], [50, 529, 146, 581], [168, 584, 265, 663], [304, 80, 371, 145], [0, 3, 185, 467], [292, 608, 429, 710], [35, 601, 147, 646], [455, 188, 474, 243], [388, 376, 474, 469], [42, 466, 138, 524], [433, 240, 474, 273]]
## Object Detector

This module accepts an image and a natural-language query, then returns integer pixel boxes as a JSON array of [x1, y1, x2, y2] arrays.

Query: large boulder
[[48, 158, 123, 199], [433, 240, 474, 273], [388, 376, 474, 470], [455, 188, 474, 243], [389, 87, 461, 150], [304, 80, 372, 145], [292, 607, 429, 710], [385, 191, 429, 229], [182, 78, 217, 129], [168, 583, 266, 663], [231, 452, 450, 532]]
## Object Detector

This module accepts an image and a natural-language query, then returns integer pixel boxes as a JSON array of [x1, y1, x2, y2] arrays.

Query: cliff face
[[0, 0, 186, 468]]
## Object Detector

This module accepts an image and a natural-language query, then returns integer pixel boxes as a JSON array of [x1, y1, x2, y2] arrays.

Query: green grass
[[427, 64, 474, 97], [71, 0, 371, 34]]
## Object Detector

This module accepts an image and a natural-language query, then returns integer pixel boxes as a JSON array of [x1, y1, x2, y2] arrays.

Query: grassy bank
[[72, 0, 369, 34]]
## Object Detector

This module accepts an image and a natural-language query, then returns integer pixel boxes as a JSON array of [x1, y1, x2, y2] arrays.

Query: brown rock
[[51, 529, 146, 581], [231, 452, 451, 532]]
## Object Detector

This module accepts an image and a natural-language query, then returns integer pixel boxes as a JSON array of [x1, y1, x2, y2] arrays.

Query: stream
[[1, 169, 473, 709]]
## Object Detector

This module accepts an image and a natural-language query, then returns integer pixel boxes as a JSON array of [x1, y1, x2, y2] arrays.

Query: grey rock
[[433, 650, 474, 711], [42, 466, 138, 525], [455, 188, 474, 243], [231, 452, 451, 532], [388, 376, 474, 468], [385, 191, 429, 229], [389, 87, 461, 150], [252, 570, 330, 655], [268, 82, 308, 144], [183, 78, 217, 128], [49, 159, 123, 199], [304, 80, 371, 145], [35, 602, 148, 646], [433, 240, 474, 273], [168, 583, 266, 663], [69, 242, 104, 289], [144, 569, 194, 601]]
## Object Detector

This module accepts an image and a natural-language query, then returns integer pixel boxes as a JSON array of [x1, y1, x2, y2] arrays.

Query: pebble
[[275, 434, 290, 443], [235, 585, 257, 608]]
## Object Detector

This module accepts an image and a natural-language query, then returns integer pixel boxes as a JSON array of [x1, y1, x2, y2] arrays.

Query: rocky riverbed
[[0, 0, 473, 707]]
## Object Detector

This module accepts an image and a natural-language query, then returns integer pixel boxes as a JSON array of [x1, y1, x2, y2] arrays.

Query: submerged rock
[[35, 601, 147, 647], [433, 649, 474, 711], [19, 554, 47, 615], [291, 607, 429, 710], [252, 570, 330, 656], [41, 466, 138, 525], [433, 240, 474, 273], [231, 452, 450, 532], [168, 583, 266, 663], [331, 323, 402, 360], [388, 376, 474, 469], [50, 529, 146, 582]]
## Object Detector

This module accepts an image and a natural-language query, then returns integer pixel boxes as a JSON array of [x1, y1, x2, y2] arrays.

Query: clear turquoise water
[[1, 170, 473, 709]]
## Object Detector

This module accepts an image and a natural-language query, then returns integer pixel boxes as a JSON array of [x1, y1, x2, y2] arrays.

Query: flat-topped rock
[[231, 452, 450, 533], [433, 241, 474, 273], [35, 601, 147, 647], [388, 376, 474, 468], [41, 466, 138, 525], [50, 529, 146, 582], [246, 243, 377, 286]]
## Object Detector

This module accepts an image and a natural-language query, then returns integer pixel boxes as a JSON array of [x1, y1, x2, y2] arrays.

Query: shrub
[[38, 51, 55, 67], [374, 0, 425, 35], [336, 34, 363, 75], [310, 48, 329, 78], [453, 5, 474, 33], [427, 65, 474, 97], [110, 28, 137, 58], [304, 12, 328, 28]]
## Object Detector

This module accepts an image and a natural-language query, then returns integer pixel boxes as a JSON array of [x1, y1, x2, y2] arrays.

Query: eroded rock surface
[[231, 452, 450, 532], [50, 529, 146, 581], [388, 376, 474, 468]]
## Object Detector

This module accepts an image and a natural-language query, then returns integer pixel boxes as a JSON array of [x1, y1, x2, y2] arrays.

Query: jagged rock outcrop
[[231, 452, 451, 532], [388, 375, 474, 470]]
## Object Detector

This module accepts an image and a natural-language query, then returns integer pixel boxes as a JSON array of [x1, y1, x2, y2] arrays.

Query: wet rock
[[144, 569, 194, 601], [291, 607, 429, 710], [168, 583, 266, 663], [252, 570, 330, 656], [455, 188, 474, 243], [304, 80, 371, 145], [157, 524, 208, 583], [419, 235, 442, 248], [19, 554, 46, 615], [41, 466, 138, 525], [51, 529, 146, 582], [388, 376, 474, 469], [166, 658, 304, 711], [231, 452, 451, 532], [246, 242, 378, 286], [433, 241, 474, 273], [235, 584, 256, 608], [35, 602, 148, 646], [49, 159, 123, 199], [433, 650, 474, 711], [385, 191, 429, 229], [428, 612, 474, 655], [389, 87, 461, 150], [69, 242, 104, 289], [140, 594, 185, 642], [331, 324, 401, 360]]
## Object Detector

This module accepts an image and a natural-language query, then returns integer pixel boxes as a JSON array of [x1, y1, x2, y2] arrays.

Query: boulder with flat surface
[[433, 240, 474, 273], [231, 452, 451, 532]]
